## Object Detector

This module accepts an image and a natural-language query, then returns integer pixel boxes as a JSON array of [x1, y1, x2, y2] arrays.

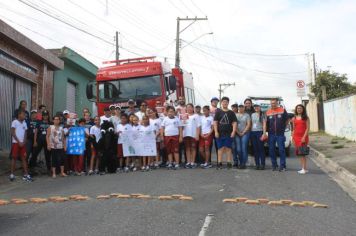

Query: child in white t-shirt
[[183, 103, 201, 168], [10, 110, 32, 182], [130, 115, 141, 171], [148, 108, 162, 168], [140, 116, 156, 171], [199, 106, 214, 168], [160, 106, 183, 170], [116, 113, 132, 172], [89, 116, 101, 175]]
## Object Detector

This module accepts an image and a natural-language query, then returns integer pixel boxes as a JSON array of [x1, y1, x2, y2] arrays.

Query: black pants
[[51, 149, 65, 169], [31, 138, 51, 170]]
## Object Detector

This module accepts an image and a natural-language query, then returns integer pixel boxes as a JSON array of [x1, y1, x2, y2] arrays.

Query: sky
[[1, 0, 356, 110]]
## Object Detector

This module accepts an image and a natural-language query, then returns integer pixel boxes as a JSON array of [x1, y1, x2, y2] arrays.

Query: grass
[[333, 145, 344, 149]]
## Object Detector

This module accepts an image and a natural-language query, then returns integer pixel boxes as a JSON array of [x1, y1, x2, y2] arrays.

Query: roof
[[49, 47, 97, 77], [0, 19, 63, 70]]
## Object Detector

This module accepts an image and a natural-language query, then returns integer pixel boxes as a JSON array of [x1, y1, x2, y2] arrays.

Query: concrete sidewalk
[[309, 132, 356, 201]]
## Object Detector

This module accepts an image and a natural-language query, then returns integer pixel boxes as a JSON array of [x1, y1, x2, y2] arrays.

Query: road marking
[[199, 214, 214, 236]]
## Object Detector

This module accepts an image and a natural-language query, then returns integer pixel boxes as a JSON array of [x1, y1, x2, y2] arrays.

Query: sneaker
[[191, 163, 197, 169], [272, 166, 278, 171], [216, 162, 223, 170], [298, 169, 308, 174], [141, 166, 146, 171], [227, 162, 232, 169], [233, 163, 239, 169], [260, 166, 265, 170], [279, 167, 287, 172], [88, 170, 94, 175], [167, 163, 173, 169], [239, 165, 246, 169], [99, 171, 106, 175], [174, 164, 180, 170], [201, 163, 208, 169], [116, 168, 122, 173], [255, 166, 260, 170], [145, 166, 150, 171], [154, 163, 159, 168], [124, 167, 129, 173], [22, 175, 33, 182], [132, 167, 137, 172], [9, 174, 15, 181], [185, 163, 191, 169], [94, 169, 99, 175]]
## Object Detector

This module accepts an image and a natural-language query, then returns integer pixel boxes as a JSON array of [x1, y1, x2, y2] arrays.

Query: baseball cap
[[238, 104, 244, 108], [115, 105, 121, 110], [231, 103, 238, 108], [31, 109, 37, 113], [128, 99, 135, 104], [211, 97, 219, 102], [63, 110, 70, 115]]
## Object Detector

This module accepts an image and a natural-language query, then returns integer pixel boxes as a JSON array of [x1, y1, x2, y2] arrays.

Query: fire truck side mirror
[[168, 76, 177, 91], [86, 82, 96, 101]]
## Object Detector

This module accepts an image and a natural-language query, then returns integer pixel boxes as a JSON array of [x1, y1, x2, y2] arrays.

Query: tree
[[311, 70, 356, 101]]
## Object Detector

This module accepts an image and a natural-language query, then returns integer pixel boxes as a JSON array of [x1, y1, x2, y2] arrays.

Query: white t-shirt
[[161, 116, 181, 136], [131, 124, 141, 132], [90, 125, 102, 143], [100, 115, 111, 125], [116, 123, 132, 144], [200, 115, 214, 135], [110, 116, 120, 128], [12, 119, 28, 143], [183, 114, 201, 138], [135, 111, 146, 121], [150, 118, 161, 142]]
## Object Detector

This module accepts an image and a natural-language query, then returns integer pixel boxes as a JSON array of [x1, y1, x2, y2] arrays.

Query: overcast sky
[[1, 0, 355, 110]]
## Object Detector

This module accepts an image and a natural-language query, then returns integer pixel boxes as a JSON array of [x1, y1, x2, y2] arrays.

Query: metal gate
[[0, 71, 32, 151], [66, 81, 76, 113]]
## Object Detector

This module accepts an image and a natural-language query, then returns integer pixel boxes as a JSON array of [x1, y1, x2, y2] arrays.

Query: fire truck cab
[[86, 57, 194, 115]]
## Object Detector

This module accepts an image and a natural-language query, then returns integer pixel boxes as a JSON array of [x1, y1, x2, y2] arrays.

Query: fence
[[323, 94, 356, 141]]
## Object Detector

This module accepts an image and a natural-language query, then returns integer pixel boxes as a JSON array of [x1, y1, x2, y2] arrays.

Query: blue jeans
[[234, 132, 250, 166], [250, 131, 265, 167], [268, 134, 286, 168]]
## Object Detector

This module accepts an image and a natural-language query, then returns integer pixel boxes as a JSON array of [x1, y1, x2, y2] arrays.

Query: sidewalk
[[309, 132, 356, 201]]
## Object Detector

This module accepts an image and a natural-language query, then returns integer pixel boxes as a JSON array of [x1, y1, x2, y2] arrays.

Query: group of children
[[9, 102, 216, 182]]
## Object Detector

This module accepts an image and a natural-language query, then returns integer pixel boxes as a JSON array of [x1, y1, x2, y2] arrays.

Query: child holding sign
[[148, 108, 162, 168], [140, 115, 156, 171], [88, 116, 101, 175], [161, 106, 183, 170]]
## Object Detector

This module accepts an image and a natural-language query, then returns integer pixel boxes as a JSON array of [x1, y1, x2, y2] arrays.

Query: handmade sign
[[121, 130, 157, 157], [66, 127, 86, 155]]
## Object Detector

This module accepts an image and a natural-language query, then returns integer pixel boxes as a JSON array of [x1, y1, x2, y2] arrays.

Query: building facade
[[50, 47, 97, 116], [0, 20, 63, 151]]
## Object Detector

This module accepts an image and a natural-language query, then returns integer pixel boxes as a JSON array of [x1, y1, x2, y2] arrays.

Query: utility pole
[[175, 16, 208, 68], [115, 31, 120, 65], [218, 83, 235, 106]]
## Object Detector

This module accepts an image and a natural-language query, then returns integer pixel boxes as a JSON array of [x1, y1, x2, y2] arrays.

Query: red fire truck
[[86, 57, 195, 115]]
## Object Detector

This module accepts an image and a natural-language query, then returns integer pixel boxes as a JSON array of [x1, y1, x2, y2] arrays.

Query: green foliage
[[333, 145, 344, 149], [312, 70, 356, 101]]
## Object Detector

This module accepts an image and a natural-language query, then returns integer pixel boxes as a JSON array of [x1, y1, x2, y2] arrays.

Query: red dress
[[292, 118, 309, 147]]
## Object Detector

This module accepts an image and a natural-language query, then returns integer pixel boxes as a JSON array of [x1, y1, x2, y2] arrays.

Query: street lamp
[[180, 32, 213, 50]]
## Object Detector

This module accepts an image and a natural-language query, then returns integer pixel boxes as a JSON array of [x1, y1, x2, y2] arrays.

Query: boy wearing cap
[[213, 97, 237, 169], [100, 107, 112, 125]]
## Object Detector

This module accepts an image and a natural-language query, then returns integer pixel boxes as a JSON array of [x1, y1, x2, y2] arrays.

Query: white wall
[[324, 94, 356, 141]]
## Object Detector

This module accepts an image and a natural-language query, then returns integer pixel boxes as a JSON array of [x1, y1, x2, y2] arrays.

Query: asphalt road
[[1, 153, 356, 236]]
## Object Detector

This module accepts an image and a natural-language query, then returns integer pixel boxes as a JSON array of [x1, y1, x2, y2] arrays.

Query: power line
[[189, 44, 307, 75]]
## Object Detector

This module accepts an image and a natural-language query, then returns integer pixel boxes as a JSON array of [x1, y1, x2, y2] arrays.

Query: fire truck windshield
[[98, 75, 162, 102]]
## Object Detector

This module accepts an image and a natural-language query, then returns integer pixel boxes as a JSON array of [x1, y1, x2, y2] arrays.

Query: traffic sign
[[296, 80, 306, 97]]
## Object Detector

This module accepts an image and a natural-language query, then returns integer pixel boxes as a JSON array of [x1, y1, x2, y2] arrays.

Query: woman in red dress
[[292, 104, 310, 174]]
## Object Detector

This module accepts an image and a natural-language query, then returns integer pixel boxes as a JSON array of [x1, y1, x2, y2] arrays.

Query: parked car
[[248, 96, 294, 157]]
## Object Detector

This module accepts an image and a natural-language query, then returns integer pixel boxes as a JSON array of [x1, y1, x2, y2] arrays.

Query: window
[[0, 49, 37, 74]]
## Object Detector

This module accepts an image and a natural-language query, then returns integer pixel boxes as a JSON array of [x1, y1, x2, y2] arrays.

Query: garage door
[[66, 81, 76, 113], [0, 71, 32, 151]]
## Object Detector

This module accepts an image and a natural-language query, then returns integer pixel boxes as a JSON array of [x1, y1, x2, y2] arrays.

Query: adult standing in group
[[244, 98, 255, 116], [235, 104, 251, 169], [110, 105, 121, 127], [125, 99, 136, 115], [135, 101, 147, 121], [100, 107, 111, 124], [175, 96, 186, 163], [14, 100, 30, 127], [250, 104, 267, 170], [292, 104, 310, 174], [266, 98, 289, 171], [36, 104, 46, 121], [175, 96, 186, 115], [210, 97, 219, 117], [213, 97, 237, 169]]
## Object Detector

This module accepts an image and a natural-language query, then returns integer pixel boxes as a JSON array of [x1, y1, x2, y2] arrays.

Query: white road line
[[198, 214, 214, 236]]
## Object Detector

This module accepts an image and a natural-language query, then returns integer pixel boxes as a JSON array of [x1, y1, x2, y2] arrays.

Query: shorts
[[216, 136, 233, 149], [184, 137, 197, 149], [199, 134, 213, 148], [117, 144, 123, 158], [11, 143, 27, 160], [91, 145, 97, 157], [164, 136, 179, 154]]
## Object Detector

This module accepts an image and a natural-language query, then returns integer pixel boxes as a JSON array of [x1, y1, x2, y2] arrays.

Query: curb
[[310, 146, 356, 201]]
